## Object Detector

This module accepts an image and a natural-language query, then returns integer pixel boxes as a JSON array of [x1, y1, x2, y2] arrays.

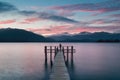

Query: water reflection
[[0, 43, 120, 80], [43, 59, 49, 80], [65, 56, 75, 80]]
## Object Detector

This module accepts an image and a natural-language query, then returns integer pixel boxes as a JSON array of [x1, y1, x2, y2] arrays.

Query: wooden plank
[[49, 51, 70, 80]]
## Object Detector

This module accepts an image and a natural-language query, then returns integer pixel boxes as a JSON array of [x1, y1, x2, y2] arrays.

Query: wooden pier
[[44, 44, 75, 80], [49, 51, 70, 80]]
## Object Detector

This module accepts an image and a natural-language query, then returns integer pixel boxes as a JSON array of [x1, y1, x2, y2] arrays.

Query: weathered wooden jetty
[[44, 44, 75, 80]]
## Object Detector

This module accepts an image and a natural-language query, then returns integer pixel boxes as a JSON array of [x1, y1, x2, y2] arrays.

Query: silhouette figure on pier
[[59, 44, 62, 50]]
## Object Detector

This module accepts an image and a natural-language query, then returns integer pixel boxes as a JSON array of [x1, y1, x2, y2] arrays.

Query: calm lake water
[[0, 43, 120, 80]]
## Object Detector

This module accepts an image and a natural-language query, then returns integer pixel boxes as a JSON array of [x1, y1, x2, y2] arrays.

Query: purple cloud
[[51, 0, 120, 13], [109, 14, 120, 18], [0, 1, 79, 24]]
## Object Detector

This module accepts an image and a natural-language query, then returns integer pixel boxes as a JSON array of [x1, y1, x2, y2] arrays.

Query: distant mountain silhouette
[[0, 28, 120, 42], [48, 32, 120, 42], [0, 28, 49, 42]]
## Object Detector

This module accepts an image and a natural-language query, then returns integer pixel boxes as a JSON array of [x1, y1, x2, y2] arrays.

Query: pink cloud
[[51, 0, 120, 14], [20, 22, 30, 24], [69, 26, 120, 34], [52, 6, 109, 14], [70, 9, 106, 13], [69, 27, 105, 33], [0, 20, 16, 24], [92, 20, 104, 24], [27, 25, 120, 35], [27, 25, 73, 35], [20, 17, 42, 24], [25, 18, 40, 22]]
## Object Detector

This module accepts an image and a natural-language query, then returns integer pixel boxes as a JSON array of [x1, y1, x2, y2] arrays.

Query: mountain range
[[48, 32, 120, 42], [0, 28, 120, 42]]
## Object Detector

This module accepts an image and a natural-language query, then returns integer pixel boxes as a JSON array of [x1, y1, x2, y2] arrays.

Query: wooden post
[[54, 46, 57, 58], [50, 46, 52, 62], [67, 46, 69, 62], [62, 47, 64, 53], [50, 46, 53, 67], [57, 47, 59, 52], [71, 46, 73, 62], [62, 47, 65, 60], [71, 46, 74, 72], [45, 46, 47, 61]]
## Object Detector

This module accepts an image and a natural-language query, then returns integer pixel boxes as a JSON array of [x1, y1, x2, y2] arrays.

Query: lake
[[0, 43, 120, 80]]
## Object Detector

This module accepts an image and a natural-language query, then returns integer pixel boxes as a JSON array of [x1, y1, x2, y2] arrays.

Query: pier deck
[[49, 51, 70, 80]]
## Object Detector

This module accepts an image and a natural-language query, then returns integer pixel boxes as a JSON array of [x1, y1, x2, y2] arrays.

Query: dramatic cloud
[[19, 11, 79, 23], [27, 23, 120, 35], [0, 0, 119, 35], [37, 12, 79, 23], [51, 0, 120, 13], [27, 24, 73, 35], [0, 1, 17, 12], [0, 1, 79, 24]]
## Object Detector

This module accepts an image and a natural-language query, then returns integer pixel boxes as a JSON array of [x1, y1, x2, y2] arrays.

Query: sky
[[0, 0, 120, 35]]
